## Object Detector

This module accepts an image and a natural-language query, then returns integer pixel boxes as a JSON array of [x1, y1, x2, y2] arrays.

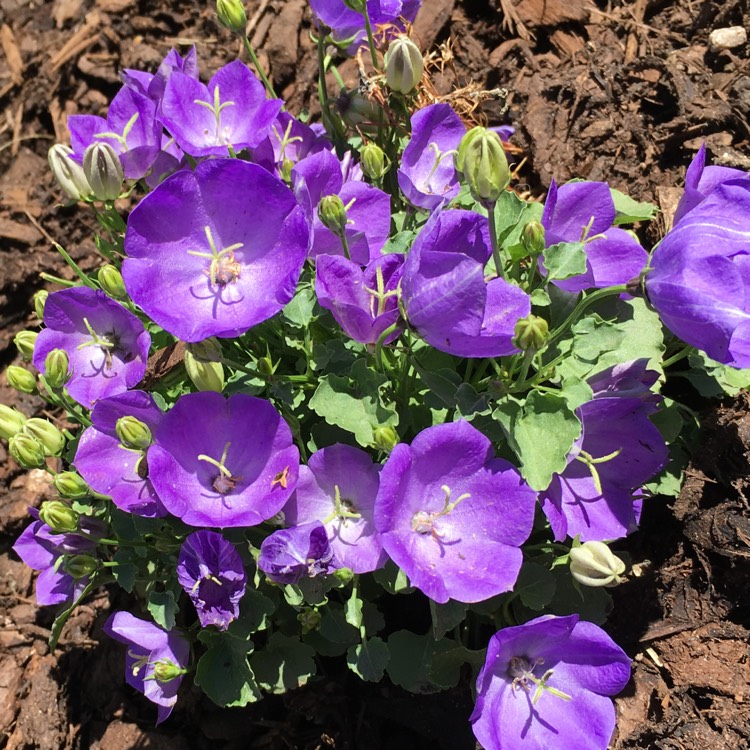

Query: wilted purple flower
[[258, 521, 336, 585], [401, 209, 530, 358], [160, 60, 281, 158], [74, 390, 167, 518], [122, 158, 308, 342], [375, 420, 537, 603], [315, 254, 404, 347], [176, 530, 246, 630], [148, 392, 299, 528], [398, 103, 465, 211], [103, 611, 190, 724], [471, 614, 631, 750], [542, 180, 648, 293], [283, 444, 385, 573], [587, 359, 660, 407], [32, 286, 150, 409], [647, 180, 750, 367]]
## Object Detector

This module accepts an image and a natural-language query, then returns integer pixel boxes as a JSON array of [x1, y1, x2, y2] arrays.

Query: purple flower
[[258, 521, 336, 585], [646, 180, 750, 367], [122, 47, 200, 107], [374, 420, 537, 603], [283, 444, 386, 574], [401, 210, 531, 358], [32, 286, 150, 409], [160, 60, 282, 157], [147, 392, 299, 528], [103, 611, 190, 724], [398, 103, 465, 211], [471, 614, 631, 750], [176, 530, 246, 630], [542, 180, 648, 293], [122, 158, 309, 342], [315, 254, 404, 347], [74, 390, 167, 518]]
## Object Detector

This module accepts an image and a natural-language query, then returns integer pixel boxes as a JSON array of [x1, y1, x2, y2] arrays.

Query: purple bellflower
[[122, 158, 309, 342], [74, 390, 167, 518], [401, 209, 531, 358], [122, 47, 200, 108], [398, 103, 466, 211], [315, 253, 404, 347], [147, 392, 299, 528], [176, 530, 247, 630], [542, 180, 648, 293], [257, 521, 336, 585], [374, 420, 537, 604], [33, 286, 150, 409], [471, 614, 631, 750], [103, 611, 190, 724], [283, 443, 386, 574]]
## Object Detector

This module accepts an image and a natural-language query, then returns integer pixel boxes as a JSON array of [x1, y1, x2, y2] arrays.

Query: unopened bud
[[48, 144, 92, 201], [83, 142, 124, 202], [23, 418, 65, 456], [318, 195, 348, 236], [513, 315, 549, 354], [384, 36, 424, 95], [153, 659, 185, 683], [54, 471, 90, 499], [116, 416, 152, 450], [184, 348, 224, 392], [360, 143, 388, 181], [39, 500, 79, 533], [297, 608, 322, 634], [372, 425, 398, 453], [0, 404, 26, 440], [33, 290, 48, 321], [97, 265, 127, 299], [216, 0, 247, 34], [14, 331, 38, 360], [456, 126, 510, 206], [44, 349, 70, 390], [257, 354, 277, 376], [9, 433, 46, 468], [332, 567, 354, 585], [187, 337, 223, 362], [342, 0, 366, 12], [522, 220, 546, 257], [569, 541, 626, 588], [6, 365, 36, 394], [336, 89, 381, 129], [64, 554, 99, 579]]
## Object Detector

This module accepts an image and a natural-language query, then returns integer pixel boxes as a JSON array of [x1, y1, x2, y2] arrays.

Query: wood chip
[[513, 0, 590, 28], [47, 11, 101, 73], [53, 0, 85, 29], [0, 217, 41, 245], [0, 24, 24, 86]]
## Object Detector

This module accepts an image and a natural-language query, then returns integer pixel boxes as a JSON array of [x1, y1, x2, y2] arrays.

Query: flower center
[[364, 264, 399, 317], [186, 225, 243, 287], [77, 317, 122, 370], [322, 484, 362, 526], [574, 447, 622, 494], [411, 485, 470, 536], [94, 111, 139, 151], [507, 655, 572, 705], [194, 84, 236, 148], [197, 441, 241, 495]]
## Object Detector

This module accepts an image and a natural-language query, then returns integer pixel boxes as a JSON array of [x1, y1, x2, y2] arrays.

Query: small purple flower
[[74, 390, 167, 518], [283, 444, 386, 573], [258, 521, 336, 585], [33, 286, 150, 409], [148, 392, 299, 528], [176, 530, 246, 630], [374, 420, 537, 604], [401, 209, 530, 358], [122, 158, 309, 342], [122, 47, 200, 107], [315, 254, 404, 347], [103, 611, 190, 724], [471, 614, 631, 750], [398, 103, 465, 211]]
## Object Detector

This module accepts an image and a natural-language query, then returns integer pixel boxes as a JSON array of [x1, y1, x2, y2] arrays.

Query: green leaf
[[530, 289, 551, 307], [514, 561, 557, 610], [249, 633, 316, 694], [610, 188, 658, 224], [386, 631, 455, 694], [195, 634, 262, 707], [498, 198, 544, 262], [684, 351, 750, 397], [372, 560, 413, 594], [381, 230, 416, 255], [319, 604, 359, 645], [281, 283, 317, 327], [429, 599, 468, 641], [430, 646, 486, 688], [228, 589, 276, 638], [347, 637, 390, 681], [542, 242, 588, 281], [345, 587, 363, 630], [147, 590, 178, 631], [111, 550, 137, 593]]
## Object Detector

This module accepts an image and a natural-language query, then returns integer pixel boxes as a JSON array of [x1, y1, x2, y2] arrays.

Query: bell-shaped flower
[[122, 47, 200, 107], [401, 209, 530, 358], [258, 521, 336, 585], [374, 420, 537, 603], [32, 287, 150, 409], [147, 392, 299, 528], [471, 614, 631, 750], [122, 158, 309, 342]]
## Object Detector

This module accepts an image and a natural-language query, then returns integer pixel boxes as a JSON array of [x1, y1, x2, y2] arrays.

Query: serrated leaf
[[195, 634, 261, 707], [249, 633, 316, 694], [514, 561, 557, 610], [610, 188, 658, 224], [281, 284, 317, 328], [530, 289, 551, 307], [347, 637, 390, 681], [147, 590, 178, 631], [543, 242, 588, 281], [111, 550, 137, 593]]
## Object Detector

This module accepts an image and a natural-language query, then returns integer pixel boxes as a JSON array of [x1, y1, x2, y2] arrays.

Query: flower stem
[[662, 344, 694, 369], [362, 10, 379, 70], [487, 204, 506, 281], [242, 36, 277, 99]]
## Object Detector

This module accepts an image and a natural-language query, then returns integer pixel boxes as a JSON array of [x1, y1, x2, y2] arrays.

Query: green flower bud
[[14, 330, 38, 360], [6, 365, 36, 394], [360, 143, 388, 181], [152, 659, 186, 683], [48, 143, 92, 201], [23, 417, 65, 456], [115, 416, 152, 450], [216, 0, 247, 33], [63, 554, 99, 579], [39, 500, 79, 533], [384, 36, 424, 95], [372, 425, 399, 453], [336, 89, 381, 129], [184, 348, 224, 393], [257, 353, 277, 376], [318, 194, 348, 237], [456, 126, 510, 207], [97, 264, 127, 299], [522, 220, 546, 257], [569, 541, 626, 588], [0, 404, 27, 440], [513, 315, 549, 354], [9, 433, 46, 469], [342, 0, 366, 12], [297, 608, 322, 634], [44, 349, 70, 390], [83, 142, 124, 202], [332, 567, 355, 585], [54, 471, 90, 499], [187, 337, 223, 363], [33, 290, 48, 321]]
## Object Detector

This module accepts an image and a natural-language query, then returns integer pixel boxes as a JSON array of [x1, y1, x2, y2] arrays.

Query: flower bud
[[0, 404, 26, 440], [6, 365, 36, 394], [48, 144, 92, 201], [456, 126, 510, 207], [332, 567, 354, 585], [54, 471, 90, 499], [116, 416, 152, 450], [342, 0, 366, 12], [14, 330, 38, 360], [153, 659, 186, 683], [97, 264, 127, 299], [522, 220, 546, 257], [83, 142, 124, 202], [360, 143, 388, 181], [216, 0, 247, 34], [297, 608, 322, 634], [184, 348, 224, 393], [513, 315, 549, 354], [33, 290, 48, 321], [257, 352, 277, 376], [187, 337, 223, 363], [9, 433, 46, 469], [318, 195, 348, 237], [336, 89, 381, 130], [39, 500, 79, 533], [44, 349, 70, 390], [23, 418, 65, 456], [372, 425, 398, 453], [384, 36, 424, 95], [569, 541, 626, 588], [63, 554, 99, 579]]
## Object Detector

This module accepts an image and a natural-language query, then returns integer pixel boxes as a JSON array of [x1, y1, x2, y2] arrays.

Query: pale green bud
[[332, 567, 354, 585], [184, 348, 224, 393], [23, 418, 65, 456], [44, 349, 70, 390], [569, 541, 626, 588], [384, 36, 424, 95], [456, 126, 510, 206], [9, 433, 46, 469], [83, 142, 124, 202], [33, 290, 48, 321], [14, 330, 38, 360], [187, 337, 223, 362], [0, 404, 27, 441], [48, 144, 92, 201], [63, 554, 99, 579], [318, 195, 348, 236], [54, 471, 90, 499], [336, 88, 381, 130], [115, 416, 152, 450], [360, 143, 388, 181], [152, 659, 185, 683], [522, 220, 546, 257], [39, 500, 79, 533], [342, 0, 366, 12], [6, 365, 36, 394], [297, 608, 322, 634], [97, 264, 127, 299], [372, 425, 398, 453], [216, 0, 247, 33], [513, 315, 549, 354]]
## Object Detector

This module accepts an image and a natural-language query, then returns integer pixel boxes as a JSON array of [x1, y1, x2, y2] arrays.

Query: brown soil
[[0, 0, 749, 748]]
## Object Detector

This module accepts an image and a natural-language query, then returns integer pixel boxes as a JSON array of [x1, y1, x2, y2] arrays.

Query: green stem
[[487, 204, 506, 281], [54, 243, 96, 289], [362, 10, 379, 69], [242, 36, 277, 99], [374, 323, 400, 373], [662, 344, 694, 369]]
